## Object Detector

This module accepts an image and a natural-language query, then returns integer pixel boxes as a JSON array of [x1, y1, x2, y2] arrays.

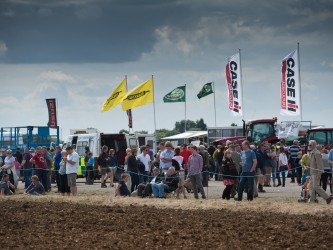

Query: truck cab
[[307, 128, 333, 149], [245, 119, 278, 144]]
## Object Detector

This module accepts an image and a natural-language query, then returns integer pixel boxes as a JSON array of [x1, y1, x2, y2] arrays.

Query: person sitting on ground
[[25, 175, 45, 195], [151, 167, 178, 198], [0, 174, 15, 195], [116, 173, 130, 197]]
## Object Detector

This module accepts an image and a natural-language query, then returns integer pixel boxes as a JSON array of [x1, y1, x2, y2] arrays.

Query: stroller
[[298, 175, 311, 202]]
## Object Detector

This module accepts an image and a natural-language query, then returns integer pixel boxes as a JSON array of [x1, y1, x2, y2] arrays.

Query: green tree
[[155, 129, 178, 142], [196, 118, 207, 130], [230, 123, 238, 126], [174, 119, 207, 133]]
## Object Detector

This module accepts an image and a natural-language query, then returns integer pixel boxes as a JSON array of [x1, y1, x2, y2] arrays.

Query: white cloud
[[37, 70, 76, 83], [0, 41, 8, 57]]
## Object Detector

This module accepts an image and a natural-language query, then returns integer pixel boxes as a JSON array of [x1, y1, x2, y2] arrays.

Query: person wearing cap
[[288, 140, 302, 184], [188, 145, 206, 199]]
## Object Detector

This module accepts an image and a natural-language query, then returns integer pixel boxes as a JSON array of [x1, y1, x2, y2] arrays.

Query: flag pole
[[213, 82, 217, 127], [239, 48, 244, 121], [297, 42, 303, 121], [152, 75, 157, 134], [184, 84, 187, 132], [125, 75, 132, 133]]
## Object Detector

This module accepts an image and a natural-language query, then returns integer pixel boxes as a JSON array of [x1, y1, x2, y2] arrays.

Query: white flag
[[225, 53, 243, 116], [280, 49, 301, 116]]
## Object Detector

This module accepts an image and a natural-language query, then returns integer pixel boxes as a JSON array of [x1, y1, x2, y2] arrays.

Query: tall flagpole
[[297, 42, 303, 121], [125, 75, 132, 133], [213, 82, 217, 127], [239, 48, 244, 121], [152, 75, 157, 134], [184, 84, 187, 132]]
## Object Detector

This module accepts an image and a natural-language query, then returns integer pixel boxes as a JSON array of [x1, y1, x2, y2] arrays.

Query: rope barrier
[[1, 164, 333, 178]]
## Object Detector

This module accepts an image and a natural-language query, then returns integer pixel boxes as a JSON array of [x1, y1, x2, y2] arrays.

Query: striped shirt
[[289, 145, 301, 160]]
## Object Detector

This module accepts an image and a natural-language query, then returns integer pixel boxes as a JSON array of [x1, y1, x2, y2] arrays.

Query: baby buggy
[[298, 175, 311, 202]]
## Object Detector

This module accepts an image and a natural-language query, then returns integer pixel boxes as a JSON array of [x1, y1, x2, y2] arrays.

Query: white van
[[62, 132, 156, 176]]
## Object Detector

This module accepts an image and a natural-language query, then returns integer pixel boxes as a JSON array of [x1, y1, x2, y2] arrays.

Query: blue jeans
[[139, 171, 148, 184], [237, 171, 255, 201], [24, 169, 33, 189], [151, 183, 168, 198]]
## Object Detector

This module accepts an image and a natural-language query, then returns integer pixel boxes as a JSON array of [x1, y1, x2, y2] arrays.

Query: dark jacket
[[221, 158, 238, 180], [127, 155, 138, 173], [163, 173, 179, 190], [98, 152, 109, 168]]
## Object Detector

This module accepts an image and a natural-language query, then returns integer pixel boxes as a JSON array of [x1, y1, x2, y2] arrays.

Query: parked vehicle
[[307, 127, 333, 149], [62, 130, 156, 177]]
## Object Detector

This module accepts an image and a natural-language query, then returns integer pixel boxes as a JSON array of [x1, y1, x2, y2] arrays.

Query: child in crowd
[[299, 168, 310, 201], [25, 175, 45, 195], [221, 150, 238, 200], [116, 173, 130, 197]]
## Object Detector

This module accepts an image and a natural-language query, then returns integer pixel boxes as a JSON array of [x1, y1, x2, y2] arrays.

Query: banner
[[197, 82, 214, 99], [225, 53, 242, 116], [121, 79, 153, 111], [127, 109, 133, 128], [280, 49, 300, 116], [46, 98, 57, 128], [101, 78, 127, 112], [163, 86, 186, 102], [277, 122, 302, 139]]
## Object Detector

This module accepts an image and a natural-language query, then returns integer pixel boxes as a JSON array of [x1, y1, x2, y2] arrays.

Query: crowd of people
[[1, 139, 333, 205], [0, 146, 79, 196]]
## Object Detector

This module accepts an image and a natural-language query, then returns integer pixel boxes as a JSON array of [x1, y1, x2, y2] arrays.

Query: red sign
[[46, 99, 57, 128]]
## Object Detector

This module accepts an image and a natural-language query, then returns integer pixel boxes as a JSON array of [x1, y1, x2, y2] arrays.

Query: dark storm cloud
[[0, 0, 332, 63]]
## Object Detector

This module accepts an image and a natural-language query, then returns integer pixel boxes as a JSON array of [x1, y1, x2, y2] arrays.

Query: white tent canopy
[[161, 131, 207, 140]]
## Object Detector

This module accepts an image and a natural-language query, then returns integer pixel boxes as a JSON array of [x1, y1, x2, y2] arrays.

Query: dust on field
[[2, 190, 333, 217]]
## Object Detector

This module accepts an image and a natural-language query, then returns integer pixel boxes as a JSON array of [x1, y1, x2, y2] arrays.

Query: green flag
[[197, 82, 214, 99], [163, 85, 186, 102]]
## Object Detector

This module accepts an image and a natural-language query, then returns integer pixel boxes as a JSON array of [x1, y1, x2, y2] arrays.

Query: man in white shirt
[[137, 145, 151, 183], [65, 146, 80, 196]]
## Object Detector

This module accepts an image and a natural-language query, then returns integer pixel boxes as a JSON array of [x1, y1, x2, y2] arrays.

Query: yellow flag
[[101, 78, 127, 112], [121, 79, 153, 111]]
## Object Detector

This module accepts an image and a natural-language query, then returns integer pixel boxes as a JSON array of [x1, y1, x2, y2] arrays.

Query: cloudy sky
[[0, 0, 332, 140]]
